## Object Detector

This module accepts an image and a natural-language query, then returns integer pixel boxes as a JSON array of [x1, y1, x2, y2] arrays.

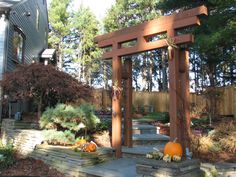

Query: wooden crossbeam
[[102, 34, 193, 59], [95, 5, 207, 44], [97, 16, 199, 48]]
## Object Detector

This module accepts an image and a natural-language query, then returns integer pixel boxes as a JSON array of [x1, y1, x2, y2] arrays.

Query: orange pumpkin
[[84, 142, 97, 152], [76, 138, 87, 146], [164, 138, 183, 157]]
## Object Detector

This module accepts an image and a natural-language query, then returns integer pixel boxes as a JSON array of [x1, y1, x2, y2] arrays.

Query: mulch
[[0, 157, 65, 177]]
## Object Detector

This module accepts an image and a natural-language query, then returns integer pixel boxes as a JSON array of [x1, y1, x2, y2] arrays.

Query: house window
[[13, 28, 25, 63], [36, 8, 40, 30]]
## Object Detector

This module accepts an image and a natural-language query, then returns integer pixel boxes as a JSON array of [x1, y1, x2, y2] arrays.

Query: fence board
[[93, 86, 236, 118]]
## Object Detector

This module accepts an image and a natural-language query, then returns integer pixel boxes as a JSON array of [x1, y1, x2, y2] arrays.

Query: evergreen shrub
[[40, 103, 100, 145], [42, 129, 75, 145], [0, 143, 15, 170]]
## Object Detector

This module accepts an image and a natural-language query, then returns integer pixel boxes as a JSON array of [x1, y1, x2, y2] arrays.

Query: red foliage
[[1, 63, 92, 109]]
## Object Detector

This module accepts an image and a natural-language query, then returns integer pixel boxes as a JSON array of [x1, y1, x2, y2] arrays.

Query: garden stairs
[[122, 120, 169, 158]]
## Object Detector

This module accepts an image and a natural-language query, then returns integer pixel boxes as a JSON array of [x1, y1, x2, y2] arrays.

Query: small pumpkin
[[76, 138, 87, 146], [164, 138, 183, 158], [83, 141, 97, 152]]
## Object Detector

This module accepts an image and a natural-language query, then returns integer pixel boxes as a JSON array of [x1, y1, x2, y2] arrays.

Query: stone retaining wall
[[30, 144, 114, 177], [1, 119, 43, 156], [0, 119, 115, 177]]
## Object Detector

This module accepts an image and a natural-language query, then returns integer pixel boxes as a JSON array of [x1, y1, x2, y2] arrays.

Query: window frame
[[12, 26, 25, 64], [36, 7, 40, 31]]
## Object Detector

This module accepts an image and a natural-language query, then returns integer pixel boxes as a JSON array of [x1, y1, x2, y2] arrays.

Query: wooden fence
[[93, 86, 236, 118]]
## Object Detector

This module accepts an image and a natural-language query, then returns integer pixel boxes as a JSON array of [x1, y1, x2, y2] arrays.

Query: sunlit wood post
[[112, 55, 122, 158], [124, 59, 133, 147], [167, 29, 181, 143], [179, 49, 191, 151]]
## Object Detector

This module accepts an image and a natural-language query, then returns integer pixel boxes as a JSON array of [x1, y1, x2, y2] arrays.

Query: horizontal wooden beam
[[102, 34, 194, 59], [95, 5, 207, 43], [97, 16, 200, 48]]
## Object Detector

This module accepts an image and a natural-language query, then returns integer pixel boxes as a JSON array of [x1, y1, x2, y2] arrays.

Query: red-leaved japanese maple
[[1, 63, 93, 118]]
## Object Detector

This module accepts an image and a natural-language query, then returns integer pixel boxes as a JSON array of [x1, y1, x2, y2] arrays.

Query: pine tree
[[71, 5, 102, 85], [48, 0, 72, 70]]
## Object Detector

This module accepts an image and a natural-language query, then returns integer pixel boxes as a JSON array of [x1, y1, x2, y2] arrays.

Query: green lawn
[[134, 112, 169, 123]]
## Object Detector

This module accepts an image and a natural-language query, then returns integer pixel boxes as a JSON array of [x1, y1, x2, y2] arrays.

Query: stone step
[[79, 157, 137, 177], [132, 124, 159, 135], [122, 145, 165, 158], [14, 122, 40, 129], [132, 119, 149, 125], [132, 134, 169, 146]]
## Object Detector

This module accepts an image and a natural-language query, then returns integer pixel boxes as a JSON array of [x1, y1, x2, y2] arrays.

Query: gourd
[[163, 154, 171, 163], [172, 155, 181, 162], [164, 138, 183, 158], [76, 138, 87, 146], [83, 141, 97, 152]]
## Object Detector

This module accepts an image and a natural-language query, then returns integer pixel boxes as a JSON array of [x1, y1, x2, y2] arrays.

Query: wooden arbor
[[95, 6, 208, 158]]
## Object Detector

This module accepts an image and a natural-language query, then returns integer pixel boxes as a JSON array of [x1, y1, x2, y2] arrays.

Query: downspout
[[0, 13, 9, 121]]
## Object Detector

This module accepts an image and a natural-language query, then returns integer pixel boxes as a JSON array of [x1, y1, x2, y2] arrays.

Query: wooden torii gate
[[95, 6, 208, 158]]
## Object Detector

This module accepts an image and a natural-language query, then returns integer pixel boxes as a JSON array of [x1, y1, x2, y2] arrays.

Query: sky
[[47, 0, 116, 21]]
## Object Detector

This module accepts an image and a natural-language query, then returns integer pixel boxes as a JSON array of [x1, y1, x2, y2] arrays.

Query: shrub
[[142, 112, 169, 123], [213, 121, 236, 153], [40, 103, 100, 132], [42, 129, 75, 145], [190, 135, 221, 154], [0, 143, 15, 170], [79, 104, 101, 130], [40, 103, 100, 144], [94, 119, 111, 132], [219, 132, 236, 153]]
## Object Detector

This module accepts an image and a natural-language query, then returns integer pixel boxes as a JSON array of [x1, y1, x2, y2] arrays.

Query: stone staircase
[[13, 121, 40, 129], [122, 120, 169, 158]]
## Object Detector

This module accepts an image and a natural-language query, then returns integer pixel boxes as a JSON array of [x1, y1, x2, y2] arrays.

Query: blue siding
[[6, 0, 48, 71]]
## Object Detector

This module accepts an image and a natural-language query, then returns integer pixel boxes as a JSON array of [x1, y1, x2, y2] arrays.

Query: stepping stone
[[132, 134, 169, 145], [132, 124, 159, 135], [80, 157, 137, 177], [132, 119, 149, 125], [122, 145, 165, 158]]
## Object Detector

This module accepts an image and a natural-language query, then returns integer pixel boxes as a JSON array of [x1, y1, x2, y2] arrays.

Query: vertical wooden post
[[112, 55, 122, 158], [168, 46, 181, 142], [179, 49, 191, 151], [124, 59, 133, 147], [168, 29, 181, 143]]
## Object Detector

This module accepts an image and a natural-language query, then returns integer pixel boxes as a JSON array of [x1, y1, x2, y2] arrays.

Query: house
[[0, 0, 51, 120]]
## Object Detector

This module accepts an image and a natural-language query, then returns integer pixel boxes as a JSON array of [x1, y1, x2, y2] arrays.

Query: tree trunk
[[57, 39, 63, 70], [37, 93, 43, 119], [148, 52, 153, 92], [161, 49, 168, 91], [208, 64, 216, 87], [141, 53, 148, 91]]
